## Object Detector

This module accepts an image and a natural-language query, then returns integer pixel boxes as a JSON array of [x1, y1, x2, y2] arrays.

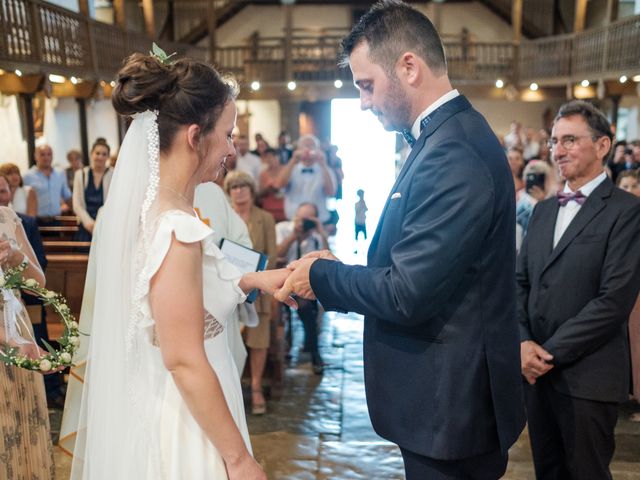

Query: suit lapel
[[368, 95, 473, 260], [542, 179, 612, 274], [534, 199, 559, 264]]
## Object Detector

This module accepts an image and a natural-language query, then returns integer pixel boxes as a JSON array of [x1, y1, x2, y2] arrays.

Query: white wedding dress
[[67, 111, 253, 479], [139, 209, 252, 478]]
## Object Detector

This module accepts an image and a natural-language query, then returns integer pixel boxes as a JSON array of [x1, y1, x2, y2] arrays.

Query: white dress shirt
[[410, 89, 460, 140], [553, 171, 607, 247], [236, 152, 263, 183]]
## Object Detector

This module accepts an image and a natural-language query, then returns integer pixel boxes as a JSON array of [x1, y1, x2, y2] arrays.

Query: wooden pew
[[39, 225, 79, 242], [43, 241, 91, 254], [44, 253, 89, 322]]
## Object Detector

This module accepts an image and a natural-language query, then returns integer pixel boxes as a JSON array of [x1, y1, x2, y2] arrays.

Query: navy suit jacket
[[18, 213, 47, 307], [517, 178, 640, 402], [310, 95, 525, 459]]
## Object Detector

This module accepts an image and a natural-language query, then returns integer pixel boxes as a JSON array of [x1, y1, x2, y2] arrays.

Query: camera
[[525, 172, 545, 192], [302, 218, 316, 233]]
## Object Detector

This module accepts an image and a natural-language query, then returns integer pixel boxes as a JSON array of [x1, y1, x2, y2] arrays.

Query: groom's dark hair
[[339, 0, 447, 77]]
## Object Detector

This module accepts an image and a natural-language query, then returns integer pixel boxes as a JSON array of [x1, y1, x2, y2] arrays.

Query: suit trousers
[[400, 447, 507, 480], [525, 380, 618, 480]]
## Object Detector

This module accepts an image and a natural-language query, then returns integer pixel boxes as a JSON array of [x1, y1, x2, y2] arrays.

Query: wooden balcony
[[0, 0, 638, 90]]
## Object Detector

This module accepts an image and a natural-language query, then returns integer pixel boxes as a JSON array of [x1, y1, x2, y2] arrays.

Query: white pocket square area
[[391, 192, 402, 200]]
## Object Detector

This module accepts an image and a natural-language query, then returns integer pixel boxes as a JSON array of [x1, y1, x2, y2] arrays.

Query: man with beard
[[275, 1, 525, 478]]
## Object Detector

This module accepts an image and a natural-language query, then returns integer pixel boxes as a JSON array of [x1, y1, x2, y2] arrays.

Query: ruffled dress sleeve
[[137, 211, 247, 339]]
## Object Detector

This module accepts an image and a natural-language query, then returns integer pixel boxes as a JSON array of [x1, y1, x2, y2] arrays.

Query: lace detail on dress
[[204, 311, 224, 340], [152, 311, 223, 346]]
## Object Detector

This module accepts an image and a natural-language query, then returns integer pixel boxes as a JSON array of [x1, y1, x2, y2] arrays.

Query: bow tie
[[557, 190, 587, 206], [401, 115, 432, 148], [301, 167, 314, 174]]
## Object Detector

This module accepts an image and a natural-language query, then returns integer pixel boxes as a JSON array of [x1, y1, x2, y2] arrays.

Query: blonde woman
[[0, 163, 38, 216]]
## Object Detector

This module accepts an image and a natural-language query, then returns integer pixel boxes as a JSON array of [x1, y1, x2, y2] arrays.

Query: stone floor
[[51, 307, 640, 479]]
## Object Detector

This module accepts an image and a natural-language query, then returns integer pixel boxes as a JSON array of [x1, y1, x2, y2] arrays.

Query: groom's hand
[[301, 249, 340, 262], [274, 257, 317, 302]]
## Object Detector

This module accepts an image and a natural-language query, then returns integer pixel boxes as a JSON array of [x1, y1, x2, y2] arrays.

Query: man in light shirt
[[518, 100, 640, 479], [234, 135, 262, 183], [23, 144, 72, 223]]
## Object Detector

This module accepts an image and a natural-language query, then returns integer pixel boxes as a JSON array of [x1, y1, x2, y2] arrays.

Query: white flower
[[68, 336, 80, 346], [0, 277, 6, 288], [70, 321, 79, 330], [45, 291, 56, 299], [24, 279, 38, 288], [60, 352, 72, 363], [39, 359, 52, 372], [59, 304, 69, 313]]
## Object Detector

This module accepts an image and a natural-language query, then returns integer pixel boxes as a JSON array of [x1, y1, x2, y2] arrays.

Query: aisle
[[51, 306, 640, 479]]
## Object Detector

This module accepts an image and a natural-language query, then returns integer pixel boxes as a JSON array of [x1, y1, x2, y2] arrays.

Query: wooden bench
[[53, 215, 79, 226], [44, 253, 89, 321], [39, 225, 79, 242], [43, 241, 91, 253]]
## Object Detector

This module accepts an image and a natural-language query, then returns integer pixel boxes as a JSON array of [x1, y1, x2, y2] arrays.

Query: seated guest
[[0, 162, 38, 216], [0, 203, 55, 479], [224, 171, 277, 414], [23, 144, 72, 224], [276, 202, 329, 374], [507, 146, 525, 199], [66, 149, 84, 190], [276, 134, 336, 224], [72, 139, 113, 241]]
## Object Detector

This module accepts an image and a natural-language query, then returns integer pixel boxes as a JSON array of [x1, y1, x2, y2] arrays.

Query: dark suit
[[310, 95, 525, 476], [517, 178, 640, 479]]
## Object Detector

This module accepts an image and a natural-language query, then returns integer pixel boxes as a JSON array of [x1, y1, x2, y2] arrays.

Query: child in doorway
[[355, 189, 368, 242]]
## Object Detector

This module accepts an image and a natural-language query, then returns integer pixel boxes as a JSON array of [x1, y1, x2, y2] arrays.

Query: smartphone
[[525, 172, 545, 192]]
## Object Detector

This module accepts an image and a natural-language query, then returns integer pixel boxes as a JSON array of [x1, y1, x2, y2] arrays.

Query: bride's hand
[[226, 453, 267, 480], [240, 269, 298, 309]]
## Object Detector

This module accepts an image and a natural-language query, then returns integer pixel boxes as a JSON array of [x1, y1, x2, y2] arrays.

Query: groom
[[275, 1, 525, 478]]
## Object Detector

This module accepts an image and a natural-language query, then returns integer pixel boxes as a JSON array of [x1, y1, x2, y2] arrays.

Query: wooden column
[[512, 0, 523, 44], [606, 0, 619, 23], [20, 94, 36, 167], [574, 0, 588, 33], [511, 0, 523, 86], [433, 2, 442, 33], [207, 0, 217, 61], [76, 98, 89, 165], [283, 3, 293, 83], [113, 0, 126, 29], [142, 0, 155, 38], [78, 0, 90, 17]]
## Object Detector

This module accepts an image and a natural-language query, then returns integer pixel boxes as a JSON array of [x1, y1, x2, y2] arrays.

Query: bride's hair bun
[[112, 53, 179, 115], [112, 51, 238, 151]]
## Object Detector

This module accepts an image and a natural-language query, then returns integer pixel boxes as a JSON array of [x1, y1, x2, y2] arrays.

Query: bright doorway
[[330, 98, 397, 264]]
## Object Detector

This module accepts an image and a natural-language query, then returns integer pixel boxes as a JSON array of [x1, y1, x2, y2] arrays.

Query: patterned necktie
[[401, 115, 433, 148], [557, 190, 587, 206]]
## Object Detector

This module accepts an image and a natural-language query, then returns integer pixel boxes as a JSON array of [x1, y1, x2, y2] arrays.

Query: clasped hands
[[520, 340, 554, 385], [243, 250, 339, 308]]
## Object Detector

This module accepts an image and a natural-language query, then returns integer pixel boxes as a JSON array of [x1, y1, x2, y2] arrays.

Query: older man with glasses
[[518, 100, 640, 480]]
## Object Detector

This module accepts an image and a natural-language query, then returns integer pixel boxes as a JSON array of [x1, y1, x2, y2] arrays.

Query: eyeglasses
[[229, 183, 249, 190], [547, 134, 599, 150]]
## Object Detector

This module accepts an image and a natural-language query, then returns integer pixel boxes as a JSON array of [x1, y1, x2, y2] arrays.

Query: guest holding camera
[[516, 160, 557, 237], [275, 134, 336, 224], [276, 203, 329, 374]]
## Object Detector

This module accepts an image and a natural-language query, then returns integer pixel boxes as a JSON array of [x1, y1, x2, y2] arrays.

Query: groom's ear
[[186, 124, 201, 151]]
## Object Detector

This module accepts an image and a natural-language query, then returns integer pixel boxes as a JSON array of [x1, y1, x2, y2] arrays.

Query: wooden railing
[[1, 0, 639, 87], [519, 14, 640, 82]]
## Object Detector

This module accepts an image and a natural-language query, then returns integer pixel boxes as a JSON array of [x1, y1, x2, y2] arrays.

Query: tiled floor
[[52, 309, 640, 479]]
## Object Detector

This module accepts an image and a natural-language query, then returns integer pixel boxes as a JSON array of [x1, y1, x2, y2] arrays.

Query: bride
[[69, 53, 293, 479]]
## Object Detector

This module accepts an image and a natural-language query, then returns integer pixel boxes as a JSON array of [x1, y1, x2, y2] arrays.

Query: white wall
[[0, 95, 29, 172], [43, 97, 82, 169], [86, 99, 119, 156], [237, 99, 281, 149], [212, 1, 513, 47], [621, 95, 640, 140], [468, 98, 564, 138]]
